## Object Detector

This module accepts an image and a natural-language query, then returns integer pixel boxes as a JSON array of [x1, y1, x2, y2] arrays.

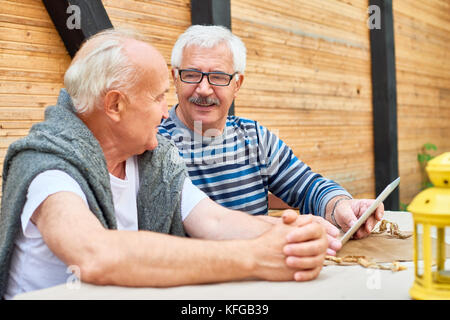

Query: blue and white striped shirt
[[158, 105, 351, 216]]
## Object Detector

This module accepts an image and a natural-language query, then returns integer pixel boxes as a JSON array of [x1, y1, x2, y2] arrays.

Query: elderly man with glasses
[[159, 25, 385, 253]]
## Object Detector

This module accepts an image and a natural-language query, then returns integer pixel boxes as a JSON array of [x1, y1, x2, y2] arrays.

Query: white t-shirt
[[5, 156, 207, 299]]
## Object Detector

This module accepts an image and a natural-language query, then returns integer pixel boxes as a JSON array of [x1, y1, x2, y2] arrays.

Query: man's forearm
[[36, 193, 261, 288], [184, 198, 274, 240], [87, 229, 258, 287]]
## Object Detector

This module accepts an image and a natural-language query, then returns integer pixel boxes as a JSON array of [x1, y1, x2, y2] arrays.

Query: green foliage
[[402, 143, 438, 211], [417, 142, 437, 190], [399, 202, 408, 212], [417, 143, 437, 163]]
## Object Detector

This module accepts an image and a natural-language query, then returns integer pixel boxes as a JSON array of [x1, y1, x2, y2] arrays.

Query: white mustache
[[189, 96, 220, 106]]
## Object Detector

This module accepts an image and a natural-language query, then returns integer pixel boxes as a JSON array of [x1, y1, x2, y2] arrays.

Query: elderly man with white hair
[[159, 25, 385, 253], [0, 29, 328, 299]]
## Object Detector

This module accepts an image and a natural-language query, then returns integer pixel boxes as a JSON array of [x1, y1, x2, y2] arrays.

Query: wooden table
[[14, 211, 422, 300]]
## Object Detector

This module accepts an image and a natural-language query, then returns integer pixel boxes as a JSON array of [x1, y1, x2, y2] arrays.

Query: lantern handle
[[340, 177, 401, 246]]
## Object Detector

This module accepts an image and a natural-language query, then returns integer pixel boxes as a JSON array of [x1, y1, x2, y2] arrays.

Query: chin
[[146, 140, 159, 151]]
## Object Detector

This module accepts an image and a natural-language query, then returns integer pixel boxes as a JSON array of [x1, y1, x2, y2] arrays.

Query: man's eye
[[184, 72, 200, 79], [211, 75, 227, 81]]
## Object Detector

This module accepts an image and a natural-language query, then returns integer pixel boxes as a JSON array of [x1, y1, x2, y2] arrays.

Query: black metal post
[[369, 0, 399, 210], [42, 0, 113, 58]]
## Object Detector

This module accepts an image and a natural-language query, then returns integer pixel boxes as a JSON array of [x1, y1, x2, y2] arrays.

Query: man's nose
[[159, 96, 169, 119], [195, 75, 214, 95]]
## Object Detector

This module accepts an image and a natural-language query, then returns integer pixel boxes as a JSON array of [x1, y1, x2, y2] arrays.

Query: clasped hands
[[273, 198, 384, 282]]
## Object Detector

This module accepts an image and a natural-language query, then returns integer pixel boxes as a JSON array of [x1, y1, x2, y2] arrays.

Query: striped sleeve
[[256, 124, 352, 217]]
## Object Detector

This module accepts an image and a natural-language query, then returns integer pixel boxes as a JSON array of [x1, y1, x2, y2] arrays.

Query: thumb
[[281, 209, 299, 225], [283, 211, 313, 227], [337, 206, 358, 232]]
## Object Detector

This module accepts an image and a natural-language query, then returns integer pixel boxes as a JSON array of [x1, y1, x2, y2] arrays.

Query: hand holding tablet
[[339, 177, 401, 246]]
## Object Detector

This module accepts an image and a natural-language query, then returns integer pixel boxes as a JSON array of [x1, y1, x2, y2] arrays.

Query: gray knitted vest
[[0, 89, 187, 297]]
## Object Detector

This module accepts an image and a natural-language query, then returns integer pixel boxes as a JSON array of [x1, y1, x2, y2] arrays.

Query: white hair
[[64, 29, 142, 114], [171, 25, 246, 76]]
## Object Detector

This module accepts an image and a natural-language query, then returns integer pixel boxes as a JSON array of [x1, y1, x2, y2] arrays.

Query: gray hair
[[64, 28, 143, 114], [171, 25, 246, 76]]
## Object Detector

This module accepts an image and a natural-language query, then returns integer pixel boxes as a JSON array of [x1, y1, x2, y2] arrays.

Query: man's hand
[[252, 216, 327, 282], [327, 198, 384, 240], [281, 210, 341, 256]]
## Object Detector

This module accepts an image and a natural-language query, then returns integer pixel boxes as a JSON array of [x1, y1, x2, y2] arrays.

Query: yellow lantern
[[408, 152, 450, 300]]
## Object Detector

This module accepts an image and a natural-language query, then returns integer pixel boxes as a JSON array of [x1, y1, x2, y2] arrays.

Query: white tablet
[[340, 177, 400, 245]]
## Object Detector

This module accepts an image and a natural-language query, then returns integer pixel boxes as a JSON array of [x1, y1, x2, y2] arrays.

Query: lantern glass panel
[[415, 223, 423, 278], [435, 226, 450, 283], [430, 226, 437, 275]]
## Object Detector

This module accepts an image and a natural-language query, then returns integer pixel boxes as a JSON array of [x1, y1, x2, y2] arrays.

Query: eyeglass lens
[[180, 70, 231, 85]]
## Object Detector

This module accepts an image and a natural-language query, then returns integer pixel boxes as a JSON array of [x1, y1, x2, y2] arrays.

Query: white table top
[[14, 211, 419, 300]]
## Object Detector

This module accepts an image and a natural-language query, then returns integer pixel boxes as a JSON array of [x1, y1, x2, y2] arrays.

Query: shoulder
[[137, 135, 187, 192], [227, 116, 275, 143], [158, 117, 177, 136], [227, 115, 255, 127], [139, 134, 186, 169], [226, 115, 262, 133], [156, 133, 179, 152]]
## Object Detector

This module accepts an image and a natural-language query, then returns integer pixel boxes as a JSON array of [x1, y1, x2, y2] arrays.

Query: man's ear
[[171, 68, 177, 81], [233, 73, 244, 98], [172, 68, 181, 95], [103, 90, 125, 122]]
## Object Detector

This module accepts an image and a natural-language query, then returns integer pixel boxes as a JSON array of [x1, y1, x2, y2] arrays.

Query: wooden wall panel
[[0, 0, 71, 199], [231, 0, 375, 199], [393, 0, 450, 205]]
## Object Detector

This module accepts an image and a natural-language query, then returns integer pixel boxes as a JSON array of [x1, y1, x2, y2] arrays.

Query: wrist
[[245, 237, 264, 280], [325, 196, 352, 228]]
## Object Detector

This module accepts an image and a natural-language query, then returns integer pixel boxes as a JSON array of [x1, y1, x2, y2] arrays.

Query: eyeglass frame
[[176, 68, 238, 86]]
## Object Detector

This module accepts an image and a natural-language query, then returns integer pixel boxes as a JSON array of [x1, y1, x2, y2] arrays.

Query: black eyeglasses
[[177, 69, 238, 86]]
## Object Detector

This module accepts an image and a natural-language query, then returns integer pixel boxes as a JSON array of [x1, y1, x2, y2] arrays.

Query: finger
[[313, 216, 340, 238], [336, 205, 358, 232], [283, 238, 328, 257], [375, 203, 384, 220], [326, 223, 340, 238], [283, 213, 313, 227], [355, 228, 369, 239], [364, 215, 379, 233], [285, 222, 324, 243], [286, 254, 325, 270], [327, 234, 342, 252], [326, 248, 337, 256], [281, 209, 298, 225], [339, 214, 357, 232], [354, 201, 371, 218], [294, 265, 323, 281], [355, 222, 374, 239]]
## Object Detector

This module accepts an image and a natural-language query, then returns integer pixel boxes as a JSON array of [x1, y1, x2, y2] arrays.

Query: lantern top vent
[[407, 188, 450, 216], [426, 152, 450, 188]]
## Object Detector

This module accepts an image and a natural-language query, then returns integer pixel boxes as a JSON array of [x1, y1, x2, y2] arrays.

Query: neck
[[80, 111, 130, 179], [106, 158, 127, 179]]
